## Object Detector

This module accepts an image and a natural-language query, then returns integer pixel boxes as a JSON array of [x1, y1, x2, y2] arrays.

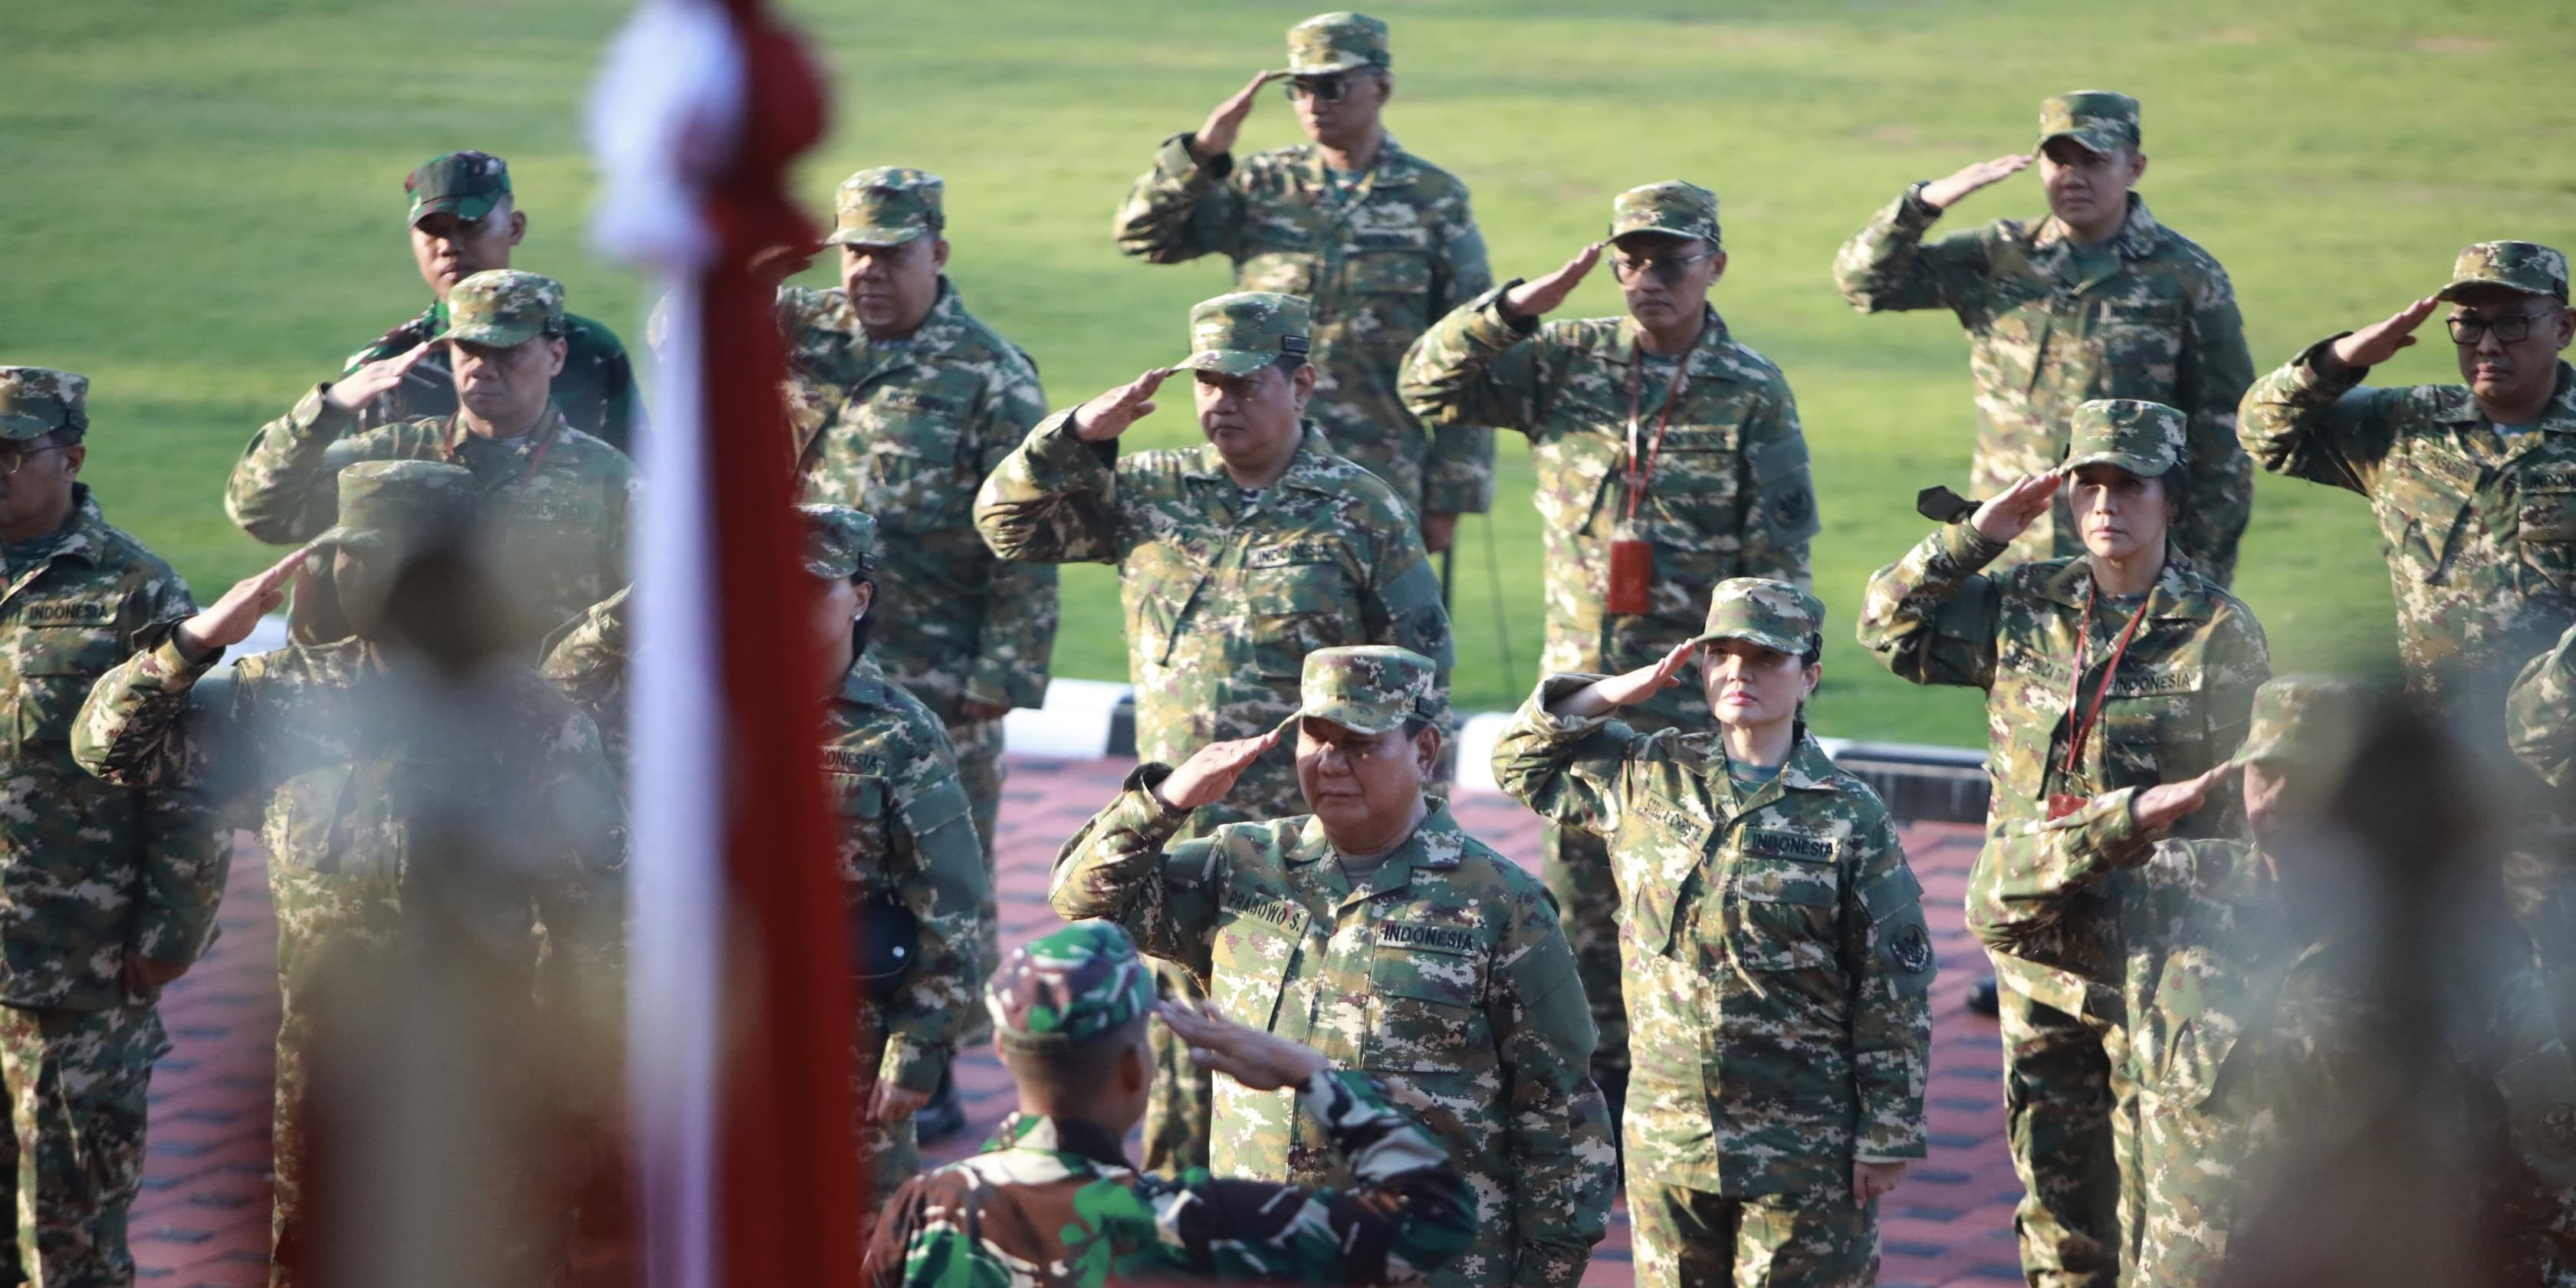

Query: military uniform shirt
[[2509, 620, 2576, 789], [343, 302, 639, 454]]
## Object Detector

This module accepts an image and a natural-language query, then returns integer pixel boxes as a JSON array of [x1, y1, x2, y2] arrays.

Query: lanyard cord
[[445, 415, 560, 501], [1621, 338, 1691, 524], [2058, 578, 2154, 785]]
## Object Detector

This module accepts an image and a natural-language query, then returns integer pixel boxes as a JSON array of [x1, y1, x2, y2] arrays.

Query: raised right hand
[[1589, 641, 1697, 710], [1188, 69, 1286, 163], [1152, 728, 1283, 812], [2130, 763, 2236, 834], [1970, 472, 2061, 545], [1070, 368, 1175, 442], [1501, 243, 1604, 320], [176, 543, 315, 662], [2329, 297, 2440, 370], [321, 343, 439, 414], [1920, 153, 2033, 211]]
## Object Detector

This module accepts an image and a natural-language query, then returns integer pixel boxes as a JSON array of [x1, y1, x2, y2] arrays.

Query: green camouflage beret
[[825, 166, 945, 248], [1178, 291, 1312, 378], [0, 367, 89, 442], [1609, 180, 1722, 249], [1286, 12, 1389, 75], [2064, 399, 2185, 478], [1292, 646, 1438, 736], [406, 150, 512, 225], [318, 460, 475, 556], [2232, 674, 2366, 771], [435, 270, 566, 348], [2037, 90, 2141, 156], [987, 921, 1156, 1051], [2439, 241, 2570, 304], [797, 504, 877, 578], [1691, 577, 1823, 656]]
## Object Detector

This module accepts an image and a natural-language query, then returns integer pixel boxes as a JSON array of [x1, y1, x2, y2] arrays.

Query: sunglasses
[[1608, 248, 1720, 286], [2447, 310, 2563, 346], [1284, 73, 1375, 103]]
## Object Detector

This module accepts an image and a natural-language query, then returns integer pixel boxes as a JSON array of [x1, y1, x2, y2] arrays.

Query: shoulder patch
[[1888, 922, 1934, 973]]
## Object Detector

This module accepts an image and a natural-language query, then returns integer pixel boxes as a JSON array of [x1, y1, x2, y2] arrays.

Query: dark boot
[[915, 1065, 967, 1145]]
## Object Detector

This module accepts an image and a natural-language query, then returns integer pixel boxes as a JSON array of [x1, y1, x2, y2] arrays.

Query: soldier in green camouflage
[[1114, 12, 1495, 548], [230, 268, 635, 652], [71, 460, 626, 1287], [1493, 580, 1932, 1287], [1403, 179, 1820, 1125], [338, 151, 639, 452], [1858, 399, 2270, 1288], [863, 920, 1474, 1287], [0, 369, 225, 1287], [1047, 646, 1611, 1288], [2511, 621, 2576, 790], [974, 291, 1454, 1174], [1835, 90, 2256, 587]]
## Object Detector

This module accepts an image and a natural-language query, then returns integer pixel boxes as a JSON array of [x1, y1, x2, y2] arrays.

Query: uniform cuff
[[1932, 519, 2010, 571], [1155, 133, 1229, 183], [1894, 182, 1945, 230], [879, 1033, 946, 1096], [2292, 334, 2369, 391], [1475, 283, 1543, 338], [289, 386, 357, 438]]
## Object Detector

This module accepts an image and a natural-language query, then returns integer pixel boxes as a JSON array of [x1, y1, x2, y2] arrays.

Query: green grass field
[[8, 0, 2574, 744]]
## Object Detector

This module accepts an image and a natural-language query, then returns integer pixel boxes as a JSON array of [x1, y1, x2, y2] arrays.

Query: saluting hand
[[321, 342, 440, 414], [1188, 69, 1287, 163], [1158, 999, 1329, 1092], [1920, 153, 2033, 211], [176, 542, 317, 663], [1071, 368, 1175, 442], [1501, 243, 1604, 321], [1152, 728, 1283, 811], [2330, 297, 2440, 371], [1970, 472, 2061, 545], [2130, 762, 2236, 834], [1595, 641, 1697, 709]]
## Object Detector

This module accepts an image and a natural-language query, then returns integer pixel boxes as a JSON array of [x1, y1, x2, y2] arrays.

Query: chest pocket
[[1242, 542, 1355, 679], [2514, 464, 2576, 589], [824, 770, 891, 885], [2093, 666, 2213, 786], [265, 764, 359, 876], [2088, 296, 2183, 393], [1644, 417, 1746, 547], [852, 388, 968, 534], [1339, 249, 1432, 337], [1979, 289, 2056, 395], [1237, 250, 1319, 300], [2141, 945, 2249, 1109], [1364, 931, 1486, 1073], [1620, 801, 1712, 961], [1727, 830, 1841, 973], [1211, 907, 1303, 1033], [12, 614, 123, 745]]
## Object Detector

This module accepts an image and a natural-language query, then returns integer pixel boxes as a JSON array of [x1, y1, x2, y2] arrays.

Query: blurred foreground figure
[[74, 461, 626, 1288], [863, 921, 1473, 1286], [0, 370, 225, 1286]]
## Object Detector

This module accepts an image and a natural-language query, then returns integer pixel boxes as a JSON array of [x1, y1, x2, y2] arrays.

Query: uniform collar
[[2032, 550, 2216, 623], [1283, 794, 1463, 872], [834, 654, 892, 708], [1610, 306, 1735, 365], [1290, 135, 1419, 189], [993, 1112, 1132, 1169], [29, 486, 108, 568], [1181, 422, 1351, 496], [2428, 360, 2576, 429], [2031, 192, 2164, 259]]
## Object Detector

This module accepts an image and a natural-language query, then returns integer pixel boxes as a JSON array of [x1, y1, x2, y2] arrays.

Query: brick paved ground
[[134, 756, 2025, 1286]]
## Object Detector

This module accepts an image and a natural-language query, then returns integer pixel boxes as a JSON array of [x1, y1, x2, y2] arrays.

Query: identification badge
[[1606, 533, 1651, 616], [2046, 793, 2086, 821]]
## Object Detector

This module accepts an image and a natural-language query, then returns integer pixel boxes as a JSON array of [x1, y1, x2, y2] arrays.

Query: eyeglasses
[[1608, 248, 1720, 285], [1284, 73, 1372, 103], [2448, 310, 2563, 345], [0, 443, 67, 477]]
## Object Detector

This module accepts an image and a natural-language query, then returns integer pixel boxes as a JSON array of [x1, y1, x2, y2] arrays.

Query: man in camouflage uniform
[[1048, 646, 1611, 1288], [337, 151, 639, 452], [779, 170, 1056, 1119], [1493, 580, 1934, 1287], [72, 461, 626, 1286], [2513, 621, 2576, 790], [0, 370, 225, 1286], [864, 921, 1473, 1287], [1834, 90, 2255, 586], [1403, 180, 1819, 1128], [974, 291, 1453, 1175], [1114, 12, 1494, 547], [230, 268, 634, 650]]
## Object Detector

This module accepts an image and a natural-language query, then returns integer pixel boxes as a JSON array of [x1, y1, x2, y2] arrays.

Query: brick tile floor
[[136, 757, 2025, 1286]]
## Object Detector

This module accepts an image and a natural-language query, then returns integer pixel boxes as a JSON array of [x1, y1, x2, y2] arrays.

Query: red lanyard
[[1621, 340, 1691, 523], [2057, 580, 2153, 784]]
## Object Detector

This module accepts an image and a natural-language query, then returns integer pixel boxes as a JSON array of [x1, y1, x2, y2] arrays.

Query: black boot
[[1967, 974, 2000, 1018], [915, 1065, 967, 1144]]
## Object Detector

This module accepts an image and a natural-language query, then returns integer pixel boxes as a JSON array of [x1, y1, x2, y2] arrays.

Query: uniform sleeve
[[1112, 133, 1247, 265], [1418, 188, 1500, 517], [1832, 186, 1992, 317], [590, 323, 643, 450], [1399, 288, 1550, 438], [1044, 764, 1225, 979], [878, 728, 991, 1093], [971, 410, 1128, 567], [123, 577, 229, 971], [961, 357, 1062, 711], [540, 587, 632, 733], [1490, 882, 1613, 1288], [1965, 788, 2157, 974], [1488, 675, 1646, 838], [2510, 622, 2576, 789], [2203, 599, 2272, 763], [2236, 339, 2405, 495], [71, 632, 226, 795], [529, 708, 630, 1010], [1737, 373, 1819, 589], [2173, 263, 2258, 585], [1361, 500, 1456, 683], [1841, 810, 1934, 1163], [1855, 522, 2009, 692], [225, 389, 386, 544]]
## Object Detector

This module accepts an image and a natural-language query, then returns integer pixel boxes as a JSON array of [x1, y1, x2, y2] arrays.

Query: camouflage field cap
[[2232, 674, 2365, 770], [1286, 12, 1391, 75], [1178, 291, 1313, 377], [0, 367, 89, 441], [1608, 180, 1722, 248], [1292, 645, 1438, 736], [1691, 577, 1823, 656], [2063, 399, 2186, 478], [797, 504, 877, 578], [2036, 90, 2141, 156], [406, 150, 512, 225], [433, 270, 566, 348], [824, 166, 945, 248], [317, 460, 475, 554], [2437, 241, 2571, 304], [987, 920, 1157, 1052]]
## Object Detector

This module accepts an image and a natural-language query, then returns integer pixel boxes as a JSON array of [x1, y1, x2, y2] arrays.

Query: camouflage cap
[[2232, 674, 2366, 771], [1608, 180, 1722, 249], [1286, 12, 1390, 75], [824, 166, 945, 248], [1178, 291, 1312, 377], [2063, 399, 2185, 478], [433, 269, 566, 348], [317, 460, 475, 555], [1691, 577, 1823, 656], [2036, 90, 2141, 156], [797, 504, 877, 578], [1291, 645, 1438, 736], [0, 367, 89, 441], [986, 920, 1157, 1051], [406, 150, 512, 225], [2437, 241, 2570, 304]]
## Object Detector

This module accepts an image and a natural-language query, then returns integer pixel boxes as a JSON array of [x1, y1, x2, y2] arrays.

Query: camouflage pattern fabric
[[0, 368, 88, 440], [1491, 696, 1933, 1199], [0, 1004, 167, 1288], [340, 310, 638, 455], [981, 921, 1154, 1046], [824, 167, 945, 247], [1606, 180, 1723, 247], [1047, 780, 1612, 1288], [2510, 621, 2576, 789], [1142, 960, 1217, 1176], [538, 586, 631, 767], [1833, 190, 2256, 586], [2438, 240, 2570, 303], [1285, 12, 1392, 75], [1625, 1181, 1878, 1288], [404, 150, 510, 225], [1113, 133, 1496, 514], [863, 1066, 1472, 1287], [2036, 90, 2142, 156]]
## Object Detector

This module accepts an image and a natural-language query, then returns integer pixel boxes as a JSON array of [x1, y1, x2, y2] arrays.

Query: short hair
[[40, 425, 84, 449], [998, 1012, 1147, 1092], [1272, 353, 1309, 378]]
